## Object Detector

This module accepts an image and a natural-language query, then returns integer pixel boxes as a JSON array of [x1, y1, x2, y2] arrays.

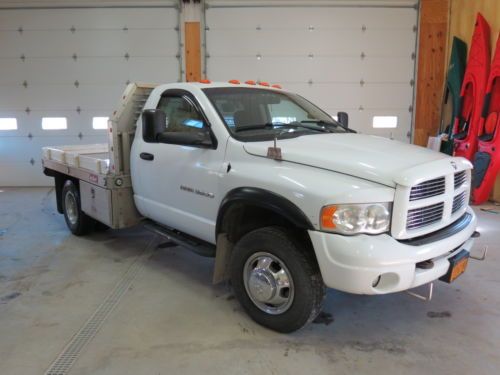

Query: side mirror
[[142, 109, 166, 143], [157, 131, 212, 147], [337, 111, 349, 128]]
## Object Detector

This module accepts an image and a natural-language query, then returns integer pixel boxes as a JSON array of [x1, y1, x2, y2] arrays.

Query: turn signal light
[[228, 79, 240, 84], [321, 205, 337, 229]]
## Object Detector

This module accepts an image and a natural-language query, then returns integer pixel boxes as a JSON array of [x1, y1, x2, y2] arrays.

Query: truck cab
[[43, 81, 479, 333]]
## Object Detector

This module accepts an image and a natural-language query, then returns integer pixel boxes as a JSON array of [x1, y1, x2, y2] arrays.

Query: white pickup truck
[[42, 81, 479, 332]]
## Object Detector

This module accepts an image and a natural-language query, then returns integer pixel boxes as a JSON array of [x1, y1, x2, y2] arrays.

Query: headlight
[[320, 203, 392, 235]]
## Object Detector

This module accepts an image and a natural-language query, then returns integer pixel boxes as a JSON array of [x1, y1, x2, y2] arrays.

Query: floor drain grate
[[44, 237, 157, 375]]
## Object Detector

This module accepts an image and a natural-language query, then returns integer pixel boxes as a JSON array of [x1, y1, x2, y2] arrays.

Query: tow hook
[[406, 283, 434, 301], [470, 246, 488, 261]]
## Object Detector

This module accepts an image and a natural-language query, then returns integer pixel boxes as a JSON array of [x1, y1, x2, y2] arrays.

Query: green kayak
[[440, 37, 467, 155]]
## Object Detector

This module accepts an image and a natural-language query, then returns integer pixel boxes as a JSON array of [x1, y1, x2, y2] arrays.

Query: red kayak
[[453, 13, 491, 161], [472, 32, 500, 204]]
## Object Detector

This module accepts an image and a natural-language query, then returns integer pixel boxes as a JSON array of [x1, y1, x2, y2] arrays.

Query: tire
[[61, 180, 93, 236], [230, 226, 326, 333]]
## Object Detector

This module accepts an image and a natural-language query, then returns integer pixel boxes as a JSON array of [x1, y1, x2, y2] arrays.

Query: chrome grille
[[454, 171, 467, 189], [409, 177, 446, 201], [406, 202, 444, 230], [452, 192, 467, 214]]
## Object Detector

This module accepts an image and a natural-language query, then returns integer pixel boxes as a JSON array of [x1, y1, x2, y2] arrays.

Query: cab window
[[156, 95, 205, 133]]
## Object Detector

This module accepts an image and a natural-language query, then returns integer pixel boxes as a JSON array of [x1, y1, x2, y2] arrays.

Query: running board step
[[143, 220, 215, 257]]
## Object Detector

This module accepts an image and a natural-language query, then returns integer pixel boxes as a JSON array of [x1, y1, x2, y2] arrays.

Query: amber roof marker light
[[228, 79, 240, 84]]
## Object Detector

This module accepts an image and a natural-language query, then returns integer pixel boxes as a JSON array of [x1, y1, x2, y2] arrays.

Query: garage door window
[[0, 118, 17, 130], [373, 116, 398, 128], [42, 117, 67, 130], [92, 117, 109, 130]]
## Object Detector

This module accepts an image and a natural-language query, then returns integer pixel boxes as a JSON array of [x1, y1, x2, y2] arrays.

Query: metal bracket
[[406, 282, 433, 301], [470, 246, 488, 261]]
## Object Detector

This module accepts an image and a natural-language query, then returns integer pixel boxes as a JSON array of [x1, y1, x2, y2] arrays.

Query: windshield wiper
[[233, 123, 274, 132], [234, 122, 329, 133], [301, 119, 356, 133]]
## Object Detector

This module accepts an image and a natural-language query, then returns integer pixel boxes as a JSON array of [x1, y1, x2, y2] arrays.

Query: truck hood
[[243, 133, 449, 187]]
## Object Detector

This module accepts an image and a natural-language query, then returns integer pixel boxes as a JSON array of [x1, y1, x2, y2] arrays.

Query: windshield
[[202, 87, 348, 142]]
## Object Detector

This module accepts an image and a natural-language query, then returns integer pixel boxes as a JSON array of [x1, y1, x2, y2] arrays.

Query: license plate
[[440, 250, 469, 283]]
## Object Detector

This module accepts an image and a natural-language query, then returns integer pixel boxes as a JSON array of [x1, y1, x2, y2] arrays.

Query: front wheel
[[61, 180, 93, 236], [230, 226, 325, 333]]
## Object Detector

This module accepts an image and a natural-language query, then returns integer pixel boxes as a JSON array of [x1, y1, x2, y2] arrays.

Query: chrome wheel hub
[[64, 191, 78, 225], [243, 252, 294, 315]]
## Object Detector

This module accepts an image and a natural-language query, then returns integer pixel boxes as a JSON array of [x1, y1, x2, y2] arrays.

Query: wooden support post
[[184, 21, 201, 82], [414, 0, 449, 147]]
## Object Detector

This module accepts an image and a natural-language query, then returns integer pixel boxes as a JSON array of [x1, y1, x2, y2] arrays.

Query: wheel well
[[213, 202, 318, 285], [43, 168, 79, 214], [219, 203, 313, 249]]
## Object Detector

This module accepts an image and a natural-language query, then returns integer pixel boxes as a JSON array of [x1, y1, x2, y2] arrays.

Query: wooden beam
[[184, 21, 201, 82], [413, 0, 449, 147]]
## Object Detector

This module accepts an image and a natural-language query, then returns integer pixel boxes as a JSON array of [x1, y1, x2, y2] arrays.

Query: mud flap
[[472, 152, 491, 189]]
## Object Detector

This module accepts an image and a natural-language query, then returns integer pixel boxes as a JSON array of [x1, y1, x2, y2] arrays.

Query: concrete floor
[[0, 187, 499, 375]]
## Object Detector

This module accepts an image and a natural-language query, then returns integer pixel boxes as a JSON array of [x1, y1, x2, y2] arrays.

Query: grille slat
[[406, 202, 444, 230], [409, 177, 446, 201], [452, 192, 466, 214], [454, 171, 467, 189], [406, 212, 443, 225], [407, 211, 444, 223]]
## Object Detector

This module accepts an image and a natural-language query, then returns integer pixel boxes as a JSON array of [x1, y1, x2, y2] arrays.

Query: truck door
[[132, 89, 225, 243]]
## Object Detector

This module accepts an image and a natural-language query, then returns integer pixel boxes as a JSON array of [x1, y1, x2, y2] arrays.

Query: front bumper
[[308, 207, 477, 294]]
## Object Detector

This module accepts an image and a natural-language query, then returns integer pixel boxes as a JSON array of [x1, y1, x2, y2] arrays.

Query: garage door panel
[[0, 162, 51, 186], [127, 57, 180, 83], [285, 83, 412, 111], [0, 8, 177, 30], [0, 85, 120, 111], [7, 113, 113, 137], [207, 28, 414, 57], [208, 56, 412, 83], [0, 135, 106, 163], [0, 30, 178, 58], [321, 107, 412, 140], [2, 59, 129, 85], [206, 7, 416, 29]]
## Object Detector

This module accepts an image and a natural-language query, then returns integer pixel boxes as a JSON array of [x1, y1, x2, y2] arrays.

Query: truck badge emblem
[[450, 161, 457, 170]]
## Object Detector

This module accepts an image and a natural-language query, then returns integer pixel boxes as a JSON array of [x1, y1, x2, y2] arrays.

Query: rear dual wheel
[[61, 180, 94, 236]]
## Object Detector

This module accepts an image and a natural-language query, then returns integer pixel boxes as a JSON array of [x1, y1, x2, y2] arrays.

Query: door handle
[[140, 152, 154, 161]]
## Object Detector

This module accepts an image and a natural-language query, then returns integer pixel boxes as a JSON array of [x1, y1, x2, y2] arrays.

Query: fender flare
[[216, 187, 314, 236]]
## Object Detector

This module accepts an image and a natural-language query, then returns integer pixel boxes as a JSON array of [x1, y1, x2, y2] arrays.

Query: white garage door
[[205, 1, 418, 142], [0, 5, 179, 186]]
